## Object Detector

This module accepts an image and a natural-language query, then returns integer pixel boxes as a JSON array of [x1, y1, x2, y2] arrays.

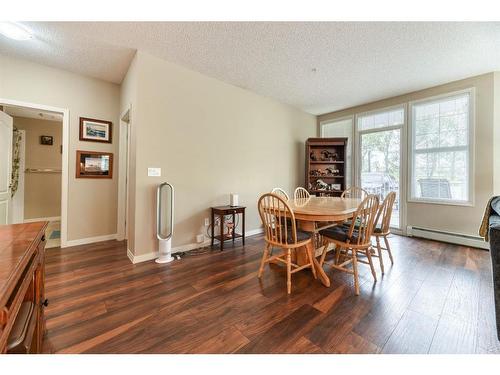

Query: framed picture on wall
[[40, 135, 53, 145], [79, 117, 112, 143], [76, 151, 113, 178]]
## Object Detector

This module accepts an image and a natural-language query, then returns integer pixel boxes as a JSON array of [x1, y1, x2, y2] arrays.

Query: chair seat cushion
[[492, 197, 500, 216], [279, 227, 311, 243], [490, 214, 500, 229], [319, 226, 358, 243]]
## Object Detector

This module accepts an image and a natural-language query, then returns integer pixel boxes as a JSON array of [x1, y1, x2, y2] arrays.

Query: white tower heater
[[156, 182, 174, 263]]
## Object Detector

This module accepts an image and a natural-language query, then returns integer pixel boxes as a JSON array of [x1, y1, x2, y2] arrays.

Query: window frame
[[354, 103, 407, 232], [408, 88, 475, 207]]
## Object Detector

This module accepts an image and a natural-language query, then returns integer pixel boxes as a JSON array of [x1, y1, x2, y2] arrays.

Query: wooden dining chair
[[372, 192, 397, 273], [341, 186, 368, 199], [271, 187, 290, 201], [294, 187, 310, 200], [319, 194, 379, 295], [257, 193, 316, 294]]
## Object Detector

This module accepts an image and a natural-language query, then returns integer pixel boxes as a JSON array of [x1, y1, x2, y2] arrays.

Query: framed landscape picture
[[79, 117, 112, 143], [76, 151, 113, 178]]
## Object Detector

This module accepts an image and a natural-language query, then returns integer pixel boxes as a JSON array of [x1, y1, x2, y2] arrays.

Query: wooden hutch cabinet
[[305, 137, 348, 197]]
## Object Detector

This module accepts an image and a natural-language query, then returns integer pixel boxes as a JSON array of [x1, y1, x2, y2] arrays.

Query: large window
[[410, 90, 473, 205]]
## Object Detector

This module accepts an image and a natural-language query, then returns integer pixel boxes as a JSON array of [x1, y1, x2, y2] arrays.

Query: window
[[410, 90, 473, 204], [358, 108, 404, 131], [321, 117, 353, 187]]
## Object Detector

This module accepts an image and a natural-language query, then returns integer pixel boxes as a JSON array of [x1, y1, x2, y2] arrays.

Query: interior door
[[0, 110, 13, 225]]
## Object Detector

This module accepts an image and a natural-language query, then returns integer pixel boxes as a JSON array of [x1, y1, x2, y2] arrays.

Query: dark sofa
[[488, 197, 500, 340]]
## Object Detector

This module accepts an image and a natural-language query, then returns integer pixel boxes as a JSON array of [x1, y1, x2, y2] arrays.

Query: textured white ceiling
[[1, 22, 499, 114], [4, 105, 63, 121]]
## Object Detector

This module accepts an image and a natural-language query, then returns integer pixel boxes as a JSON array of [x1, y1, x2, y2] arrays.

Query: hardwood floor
[[42, 234, 500, 354]]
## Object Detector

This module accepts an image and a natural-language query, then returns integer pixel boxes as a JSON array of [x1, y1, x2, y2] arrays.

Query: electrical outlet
[[204, 218, 210, 226]]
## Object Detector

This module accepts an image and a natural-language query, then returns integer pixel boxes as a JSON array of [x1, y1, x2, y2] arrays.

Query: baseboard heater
[[406, 225, 488, 250]]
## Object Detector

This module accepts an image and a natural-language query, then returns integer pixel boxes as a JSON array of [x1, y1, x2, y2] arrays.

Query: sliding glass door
[[357, 107, 404, 229]]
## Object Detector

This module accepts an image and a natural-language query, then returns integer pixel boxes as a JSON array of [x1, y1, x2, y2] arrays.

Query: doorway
[[356, 106, 406, 231], [117, 107, 130, 241], [0, 99, 69, 247]]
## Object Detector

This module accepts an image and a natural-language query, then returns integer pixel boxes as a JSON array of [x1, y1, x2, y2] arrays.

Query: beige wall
[[318, 73, 496, 236], [0, 55, 121, 241], [14, 116, 62, 219], [122, 52, 316, 256]]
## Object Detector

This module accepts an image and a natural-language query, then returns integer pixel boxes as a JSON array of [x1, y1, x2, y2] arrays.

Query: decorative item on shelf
[[331, 183, 342, 191], [79, 117, 112, 143], [325, 166, 340, 176], [309, 151, 317, 161], [310, 169, 321, 176], [40, 135, 53, 145], [314, 179, 328, 191], [320, 150, 339, 161], [308, 182, 313, 190], [226, 222, 234, 238], [76, 150, 113, 178]]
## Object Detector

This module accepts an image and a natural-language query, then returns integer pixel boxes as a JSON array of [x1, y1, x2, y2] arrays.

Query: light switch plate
[[148, 167, 161, 177]]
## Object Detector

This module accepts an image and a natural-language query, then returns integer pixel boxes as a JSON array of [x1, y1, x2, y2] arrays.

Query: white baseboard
[[245, 228, 264, 237], [64, 233, 117, 248], [24, 216, 61, 223], [407, 226, 488, 250], [127, 228, 265, 264]]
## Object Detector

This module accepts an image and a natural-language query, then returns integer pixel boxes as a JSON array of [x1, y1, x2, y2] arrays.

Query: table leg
[[242, 210, 245, 246], [211, 210, 215, 247], [306, 240, 330, 287], [220, 214, 224, 251], [232, 212, 235, 243]]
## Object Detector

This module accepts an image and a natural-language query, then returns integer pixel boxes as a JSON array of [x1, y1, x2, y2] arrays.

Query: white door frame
[[0, 98, 70, 247], [117, 106, 131, 241], [0, 111, 13, 225], [354, 104, 407, 234]]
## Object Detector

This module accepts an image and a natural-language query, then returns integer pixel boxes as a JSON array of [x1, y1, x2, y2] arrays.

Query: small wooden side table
[[211, 206, 246, 251]]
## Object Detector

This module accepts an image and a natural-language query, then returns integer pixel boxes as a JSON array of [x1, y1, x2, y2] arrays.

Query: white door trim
[[117, 106, 131, 241], [0, 111, 13, 225], [0, 98, 70, 247]]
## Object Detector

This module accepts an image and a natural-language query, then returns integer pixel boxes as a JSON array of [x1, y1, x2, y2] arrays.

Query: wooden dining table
[[287, 196, 362, 287]]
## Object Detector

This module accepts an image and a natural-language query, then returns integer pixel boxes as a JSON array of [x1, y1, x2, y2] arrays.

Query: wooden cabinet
[[305, 137, 348, 197], [0, 222, 48, 354]]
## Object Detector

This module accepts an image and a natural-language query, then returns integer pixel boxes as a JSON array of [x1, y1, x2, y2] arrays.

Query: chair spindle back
[[345, 194, 379, 246], [294, 187, 310, 200], [271, 187, 290, 201], [374, 192, 396, 235], [341, 186, 368, 199], [258, 193, 297, 246]]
